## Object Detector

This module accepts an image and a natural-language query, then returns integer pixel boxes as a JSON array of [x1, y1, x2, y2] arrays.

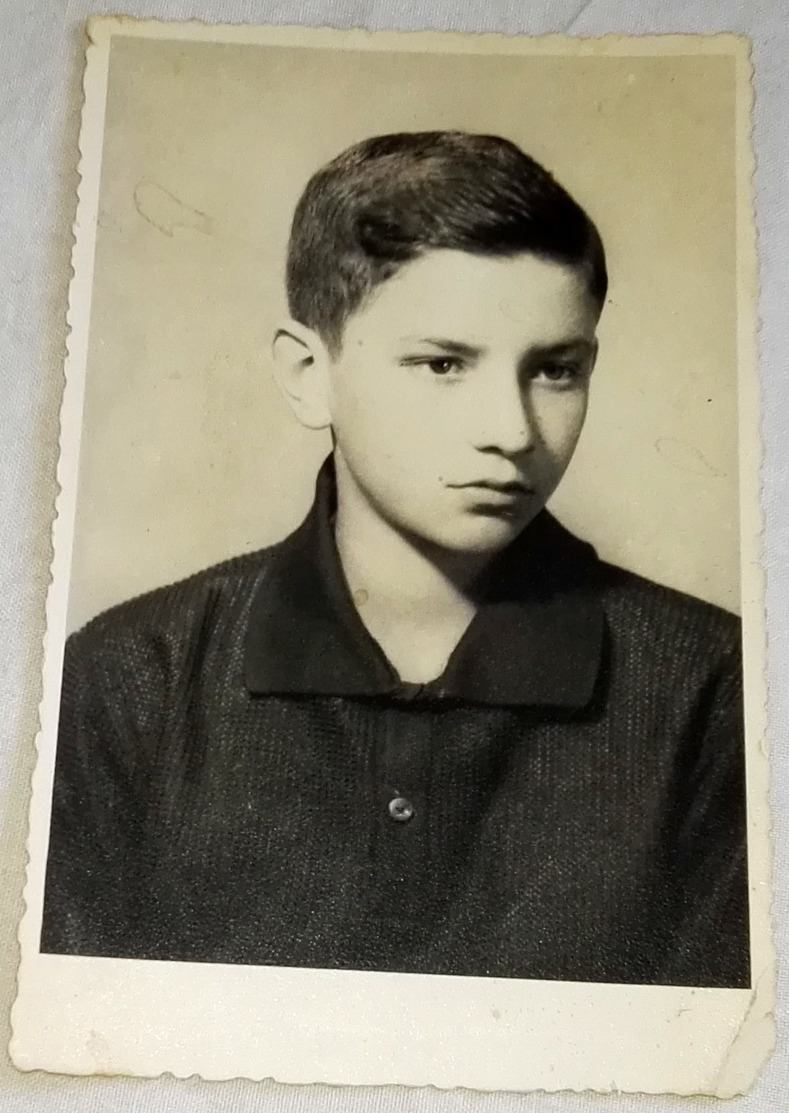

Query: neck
[[332, 464, 489, 683]]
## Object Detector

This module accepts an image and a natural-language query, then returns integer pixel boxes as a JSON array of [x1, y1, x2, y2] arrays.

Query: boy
[[41, 131, 749, 987]]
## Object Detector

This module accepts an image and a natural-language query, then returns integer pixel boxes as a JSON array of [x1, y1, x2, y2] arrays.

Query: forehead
[[348, 249, 600, 345]]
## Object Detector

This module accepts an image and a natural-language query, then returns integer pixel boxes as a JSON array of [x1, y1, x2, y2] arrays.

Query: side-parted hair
[[286, 131, 608, 355]]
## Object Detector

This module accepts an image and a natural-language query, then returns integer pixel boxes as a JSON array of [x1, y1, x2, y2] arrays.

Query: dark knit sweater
[[41, 464, 750, 987]]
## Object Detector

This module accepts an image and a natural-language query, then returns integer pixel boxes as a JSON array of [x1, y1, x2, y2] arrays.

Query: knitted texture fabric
[[41, 470, 750, 987]]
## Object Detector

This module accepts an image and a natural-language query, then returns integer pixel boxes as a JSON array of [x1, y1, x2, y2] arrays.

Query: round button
[[388, 796, 415, 822]]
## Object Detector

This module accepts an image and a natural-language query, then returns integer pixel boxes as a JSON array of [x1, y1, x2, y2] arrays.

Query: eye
[[423, 357, 461, 376], [402, 356, 465, 378], [533, 361, 582, 386]]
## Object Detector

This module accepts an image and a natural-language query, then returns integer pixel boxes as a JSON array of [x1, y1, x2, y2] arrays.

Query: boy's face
[[323, 249, 600, 557]]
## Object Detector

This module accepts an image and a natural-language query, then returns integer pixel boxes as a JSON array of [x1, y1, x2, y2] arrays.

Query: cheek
[[327, 367, 429, 473], [535, 392, 588, 459], [327, 365, 385, 439], [330, 366, 444, 446]]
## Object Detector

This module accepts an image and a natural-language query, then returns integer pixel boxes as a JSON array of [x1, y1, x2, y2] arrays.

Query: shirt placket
[[369, 699, 433, 928]]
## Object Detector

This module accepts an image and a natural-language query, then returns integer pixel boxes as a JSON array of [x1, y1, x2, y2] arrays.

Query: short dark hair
[[286, 131, 608, 354]]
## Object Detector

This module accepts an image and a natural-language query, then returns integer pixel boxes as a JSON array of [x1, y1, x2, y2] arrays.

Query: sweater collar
[[245, 457, 604, 708]]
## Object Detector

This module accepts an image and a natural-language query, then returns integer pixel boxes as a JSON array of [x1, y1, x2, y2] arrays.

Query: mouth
[[450, 479, 535, 512], [470, 479, 532, 495], [454, 479, 534, 496]]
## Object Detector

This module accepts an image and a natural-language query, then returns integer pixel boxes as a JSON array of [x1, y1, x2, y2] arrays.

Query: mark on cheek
[[353, 588, 370, 607]]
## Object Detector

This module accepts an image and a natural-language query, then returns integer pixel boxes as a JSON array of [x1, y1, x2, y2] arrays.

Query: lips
[[449, 479, 535, 515], [455, 479, 534, 495], [473, 480, 532, 494]]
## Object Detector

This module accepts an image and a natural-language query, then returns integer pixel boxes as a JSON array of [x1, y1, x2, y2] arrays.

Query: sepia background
[[66, 35, 741, 632]]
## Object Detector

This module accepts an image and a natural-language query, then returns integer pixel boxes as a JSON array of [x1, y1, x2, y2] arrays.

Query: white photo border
[[10, 18, 773, 1096]]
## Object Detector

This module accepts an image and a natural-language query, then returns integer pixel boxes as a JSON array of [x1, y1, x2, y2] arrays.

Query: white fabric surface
[[1, 0, 786, 1110]]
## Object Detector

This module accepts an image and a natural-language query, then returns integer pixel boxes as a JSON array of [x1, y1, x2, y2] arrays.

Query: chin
[[428, 515, 531, 557]]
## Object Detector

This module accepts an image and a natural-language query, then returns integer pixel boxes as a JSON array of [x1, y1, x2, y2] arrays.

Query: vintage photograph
[[12, 19, 771, 1094]]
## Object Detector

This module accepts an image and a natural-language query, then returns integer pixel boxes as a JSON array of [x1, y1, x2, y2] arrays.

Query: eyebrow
[[533, 339, 596, 358], [401, 337, 484, 359], [400, 336, 595, 359]]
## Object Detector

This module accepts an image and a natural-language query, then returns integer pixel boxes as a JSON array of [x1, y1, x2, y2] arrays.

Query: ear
[[271, 319, 332, 431]]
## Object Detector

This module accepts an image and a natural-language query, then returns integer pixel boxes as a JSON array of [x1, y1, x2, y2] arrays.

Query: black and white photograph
[[11, 18, 771, 1095]]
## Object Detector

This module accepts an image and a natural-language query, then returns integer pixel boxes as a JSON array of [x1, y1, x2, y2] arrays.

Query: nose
[[469, 372, 536, 457]]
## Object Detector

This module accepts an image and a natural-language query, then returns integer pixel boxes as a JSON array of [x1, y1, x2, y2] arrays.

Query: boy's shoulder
[[67, 542, 281, 665], [592, 556, 741, 658], [535, 511, 740, 657]]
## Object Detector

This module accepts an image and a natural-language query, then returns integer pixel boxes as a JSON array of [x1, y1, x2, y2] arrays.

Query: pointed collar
[[245, 458, 604, 708]]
